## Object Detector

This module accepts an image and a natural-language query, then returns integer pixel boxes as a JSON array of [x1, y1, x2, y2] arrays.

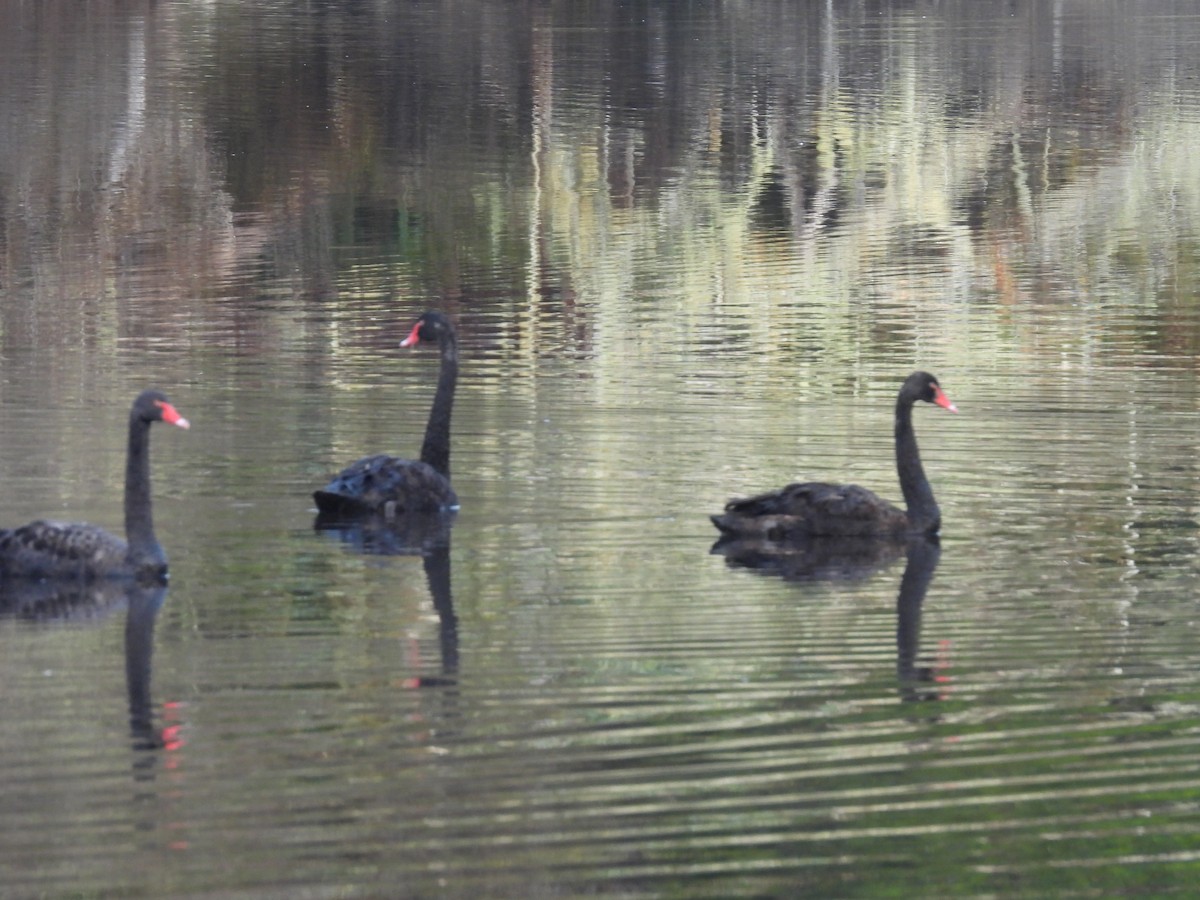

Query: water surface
[[3, 1, 1200, 896]]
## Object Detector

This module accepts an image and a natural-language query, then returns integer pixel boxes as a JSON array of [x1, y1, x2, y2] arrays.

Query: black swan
[[711, 371, 956, 539], [0, 390, 190, 580], [314, 311, 459, 518]]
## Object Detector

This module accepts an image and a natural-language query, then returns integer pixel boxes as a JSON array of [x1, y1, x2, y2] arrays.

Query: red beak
[[932, 385, 957, 413], [400, 321, 423, 347], [158, 402, 191, 430]]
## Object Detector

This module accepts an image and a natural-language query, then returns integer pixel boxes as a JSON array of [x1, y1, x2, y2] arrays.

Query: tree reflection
[[4, 1, 1198, 366]]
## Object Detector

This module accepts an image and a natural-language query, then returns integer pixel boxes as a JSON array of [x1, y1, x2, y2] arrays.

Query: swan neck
[[124, 413, 160, 562], [895, 396, 938, 532], [420, 332, 458, 478]]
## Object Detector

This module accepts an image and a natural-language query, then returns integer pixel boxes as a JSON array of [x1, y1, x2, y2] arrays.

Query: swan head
[[133, 389, 191, 430], [905, 372, 957, 413], [401, 311, 456, 350]]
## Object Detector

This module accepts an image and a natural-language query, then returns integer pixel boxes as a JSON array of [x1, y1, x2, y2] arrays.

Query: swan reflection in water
[[124, 582, 180, 756], [0, 577, 182, 759], [405, 541, 458, 690], [313, 508, 455, 557], [314, 510, 459, 691], [892, 537, 949, 703], [712, 534, 948, 702], [712, 533, 909, 584], [0, 576, 137, 623]]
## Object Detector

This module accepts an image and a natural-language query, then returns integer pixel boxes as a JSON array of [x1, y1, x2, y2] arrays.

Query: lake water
[[4, 1, 1200, 896]]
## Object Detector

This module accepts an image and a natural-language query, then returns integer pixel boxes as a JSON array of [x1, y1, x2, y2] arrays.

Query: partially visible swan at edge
[[0, 389, 190, 581]]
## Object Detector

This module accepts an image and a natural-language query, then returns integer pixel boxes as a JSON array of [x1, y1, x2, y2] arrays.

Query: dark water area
[[4, 1, 1200, 896]]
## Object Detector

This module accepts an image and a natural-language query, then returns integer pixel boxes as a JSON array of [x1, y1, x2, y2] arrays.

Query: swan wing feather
[[314, 455, 458, 516], [712, 482, 906, 538], [0, 521, 128, 578]]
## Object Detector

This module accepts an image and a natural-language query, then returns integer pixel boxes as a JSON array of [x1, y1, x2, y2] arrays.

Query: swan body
[[711, 372, 955, 539], [314, 454, 457, 519], [314, 311, 459, 518], [0, 390, 189, 581], [0, 521, 132, 576]]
